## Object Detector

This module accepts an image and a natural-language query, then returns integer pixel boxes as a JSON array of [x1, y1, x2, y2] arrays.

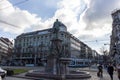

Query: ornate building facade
[[110, 9, 120, 64], [14, 19, 97, 66]]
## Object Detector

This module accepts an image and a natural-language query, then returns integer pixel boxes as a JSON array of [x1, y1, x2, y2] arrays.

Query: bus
[[69, 59, 91, 68]]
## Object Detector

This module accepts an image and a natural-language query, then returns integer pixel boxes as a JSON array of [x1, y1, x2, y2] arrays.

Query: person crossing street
[[107, 63, 114, 80], [97, 64, 103, 77]]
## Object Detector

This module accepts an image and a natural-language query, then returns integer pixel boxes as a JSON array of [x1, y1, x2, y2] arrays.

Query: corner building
[[14, 20, 93, 66], [110, 9, 120, 64]]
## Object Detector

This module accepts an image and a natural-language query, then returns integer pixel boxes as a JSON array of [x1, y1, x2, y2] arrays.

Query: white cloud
[[0, 0, 41, 34], [0, 0, 86, 35], [1, 0, 120, 53], [53, 0, 87, 34], [32, 0, 87, 33]]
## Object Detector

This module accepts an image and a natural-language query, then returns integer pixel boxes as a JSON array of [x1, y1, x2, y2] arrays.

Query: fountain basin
[[25, 70, 91, 80]]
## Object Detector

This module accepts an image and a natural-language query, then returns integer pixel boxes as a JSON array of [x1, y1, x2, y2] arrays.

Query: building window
[[34, 37, 36, 41], [61, 33, 64, 37], [65, 35, 66, 38], [45, 35, 47, 38], [49, 35, 51, 38], [37, 37, 39, 40], [22, 48, 24, 53]]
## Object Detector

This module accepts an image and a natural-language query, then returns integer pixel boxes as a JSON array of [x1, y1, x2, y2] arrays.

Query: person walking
[[97, 64, 103, 77], [107, 63, 114, 80], [116, 64, 120, 80]]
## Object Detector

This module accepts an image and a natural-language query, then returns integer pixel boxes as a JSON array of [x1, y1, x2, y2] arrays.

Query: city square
[[0, 0, 120, 80]]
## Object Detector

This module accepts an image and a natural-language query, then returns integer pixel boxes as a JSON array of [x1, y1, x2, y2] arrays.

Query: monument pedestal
[[45, 38, 62, 75]]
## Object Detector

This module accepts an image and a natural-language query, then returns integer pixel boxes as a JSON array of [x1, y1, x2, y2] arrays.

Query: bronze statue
[[53, 19, 60, 39]]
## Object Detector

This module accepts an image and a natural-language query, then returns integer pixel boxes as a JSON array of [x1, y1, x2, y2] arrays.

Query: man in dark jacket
[[107, 64, 114, 80], [97, 64, 103, 77]]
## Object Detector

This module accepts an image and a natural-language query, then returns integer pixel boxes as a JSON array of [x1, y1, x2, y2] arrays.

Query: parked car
[[0, 67, 7, 78]]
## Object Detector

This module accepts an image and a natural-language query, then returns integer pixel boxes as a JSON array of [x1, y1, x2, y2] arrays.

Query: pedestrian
[[116, 64, 120, 80], [97, 64, 103, 77], [107, 63, 114, 80]]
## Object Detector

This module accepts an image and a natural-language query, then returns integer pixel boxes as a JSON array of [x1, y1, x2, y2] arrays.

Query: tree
[[100, 46, 110, 64], [100, 46, 109, 56]]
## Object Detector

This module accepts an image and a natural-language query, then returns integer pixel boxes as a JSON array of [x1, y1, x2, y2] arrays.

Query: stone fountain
[[26, 19, 91, 80]]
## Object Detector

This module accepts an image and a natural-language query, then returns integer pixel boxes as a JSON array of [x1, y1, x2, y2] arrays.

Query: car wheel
[[1, 74, 5, 78]]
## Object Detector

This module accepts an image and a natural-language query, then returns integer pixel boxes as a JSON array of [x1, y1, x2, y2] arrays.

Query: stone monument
[[45, 19, 62, 74], [26, 19, 91, 80]]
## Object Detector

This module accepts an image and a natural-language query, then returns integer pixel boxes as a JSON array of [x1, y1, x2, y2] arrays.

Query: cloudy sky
[[0, 0, 120, 54]]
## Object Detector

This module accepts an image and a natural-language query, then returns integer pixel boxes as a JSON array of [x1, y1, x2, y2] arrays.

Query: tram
[[69, 59, 91, 68]]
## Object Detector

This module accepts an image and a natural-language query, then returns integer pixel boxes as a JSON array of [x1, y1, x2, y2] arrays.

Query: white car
[[0, 67, 7, 78]]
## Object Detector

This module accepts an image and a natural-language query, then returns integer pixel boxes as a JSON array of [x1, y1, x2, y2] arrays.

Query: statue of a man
[[53, 19, 60, 38]]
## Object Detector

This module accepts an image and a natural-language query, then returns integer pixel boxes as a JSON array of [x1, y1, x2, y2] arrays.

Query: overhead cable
[[0, 19, 20, 28], [0, 0, 29, 10]]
